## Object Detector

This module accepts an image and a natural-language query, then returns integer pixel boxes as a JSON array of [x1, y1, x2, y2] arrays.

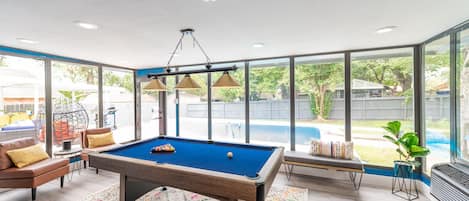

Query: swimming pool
[[248, 123, 321, 143], [246, 123, 449, 154]]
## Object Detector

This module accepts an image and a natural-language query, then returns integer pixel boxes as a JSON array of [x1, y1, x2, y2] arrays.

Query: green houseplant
[[382, 121, 430, 168], [384, 121, 430, 200]]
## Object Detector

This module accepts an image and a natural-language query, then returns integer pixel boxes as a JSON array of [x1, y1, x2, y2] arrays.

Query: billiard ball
[[227, 152, 233, 159]]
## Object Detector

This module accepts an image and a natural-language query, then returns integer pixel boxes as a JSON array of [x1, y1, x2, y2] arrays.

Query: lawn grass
[[298, 119, 450, 137], [308, 119, 414, 129], [354, 144, 401, 167]]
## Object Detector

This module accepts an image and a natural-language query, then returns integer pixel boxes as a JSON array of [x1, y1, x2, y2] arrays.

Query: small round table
[[53, 148, 82, 181]]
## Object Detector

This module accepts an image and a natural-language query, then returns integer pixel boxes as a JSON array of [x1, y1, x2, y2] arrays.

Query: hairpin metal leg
[[349, 172, 363, 190], [283, 164, 294, 180]]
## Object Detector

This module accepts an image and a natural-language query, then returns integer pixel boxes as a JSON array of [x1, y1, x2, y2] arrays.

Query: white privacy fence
[[177, 96, 449, 121]]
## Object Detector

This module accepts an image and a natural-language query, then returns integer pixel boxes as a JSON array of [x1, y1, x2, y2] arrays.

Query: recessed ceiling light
[[252, 43, 265, 48], [376, 26, 397, 34], [203, 0, 217, 2], [74, 21, 99, 30], [16, 38, 39, 44]]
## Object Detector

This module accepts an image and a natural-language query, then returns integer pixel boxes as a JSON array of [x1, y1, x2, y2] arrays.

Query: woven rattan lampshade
[[212, 71, 240, 88], [143, 79, 166, 91], [175, 74, 201, 90]]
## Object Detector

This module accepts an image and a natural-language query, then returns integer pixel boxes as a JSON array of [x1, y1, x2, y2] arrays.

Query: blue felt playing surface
[[105, 137, 275, 178]]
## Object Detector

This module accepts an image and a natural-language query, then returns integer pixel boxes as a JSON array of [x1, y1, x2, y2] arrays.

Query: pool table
[[88, 136, 284, 201]]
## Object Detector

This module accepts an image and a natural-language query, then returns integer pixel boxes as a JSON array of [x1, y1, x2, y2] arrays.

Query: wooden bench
[[283, 151, 365, 190]]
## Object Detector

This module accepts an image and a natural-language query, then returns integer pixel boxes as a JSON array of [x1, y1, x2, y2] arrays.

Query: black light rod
[[147, 65, 238, 78]]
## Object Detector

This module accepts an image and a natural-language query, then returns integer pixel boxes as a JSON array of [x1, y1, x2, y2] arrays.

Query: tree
[[53, 62, 98, 85], [352, 57, 415, 96], [296, 63, 343, 120], [51, 62, 98, 103], [390, 58, 413, 94], [249, 66, 289, 100], [58, 90, 90, 102], [104, 72, 133, 92]]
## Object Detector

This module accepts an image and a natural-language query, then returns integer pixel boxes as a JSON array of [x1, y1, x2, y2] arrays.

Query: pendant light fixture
[[143, 79, 166, 91], [212, 71, 240, 88], [147, 28, 240, 89], [175, 74, 201, 90], [168, 28, 206, 90]]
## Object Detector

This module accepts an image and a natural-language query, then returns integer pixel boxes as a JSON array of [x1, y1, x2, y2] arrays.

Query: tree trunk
[[316, 86, 326, 121]]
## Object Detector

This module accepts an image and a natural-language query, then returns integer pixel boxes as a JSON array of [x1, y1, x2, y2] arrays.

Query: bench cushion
[[0, 158, 68, 179], [284, 151, 364, 170]]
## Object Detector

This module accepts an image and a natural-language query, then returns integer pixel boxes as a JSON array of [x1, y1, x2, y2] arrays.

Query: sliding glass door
[[294, 54, 345, 152], [351, 48, 414, 167], [457, 28, 469, 163], [103, 68, 135, 143], [178, 66, 208, 140], [211, 63, 246, 142], [249, 58, 290, 148], [51, 61, 98, 151], [424, 36, 451, 173], [0, 55, 46, 148]]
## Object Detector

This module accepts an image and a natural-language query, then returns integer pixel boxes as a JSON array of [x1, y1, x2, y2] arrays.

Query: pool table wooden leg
[[120, 174, 126, 201]]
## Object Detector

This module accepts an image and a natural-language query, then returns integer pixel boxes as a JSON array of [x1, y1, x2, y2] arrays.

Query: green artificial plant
[[383, 121, 430, 167]]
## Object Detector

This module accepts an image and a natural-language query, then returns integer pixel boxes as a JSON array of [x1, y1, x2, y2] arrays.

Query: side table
[[53, 148, 82, 181], [392, 161, 419, 201]]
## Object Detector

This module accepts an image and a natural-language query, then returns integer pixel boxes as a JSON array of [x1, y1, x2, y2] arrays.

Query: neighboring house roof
[[335, 79, 384, 90]]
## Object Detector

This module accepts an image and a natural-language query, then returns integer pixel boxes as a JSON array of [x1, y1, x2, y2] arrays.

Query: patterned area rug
[[83, 183, 308, 201]]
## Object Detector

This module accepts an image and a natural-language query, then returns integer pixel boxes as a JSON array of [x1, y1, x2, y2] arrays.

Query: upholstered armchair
[[80, 128, 119, 173], [0, 137, 69, 200]]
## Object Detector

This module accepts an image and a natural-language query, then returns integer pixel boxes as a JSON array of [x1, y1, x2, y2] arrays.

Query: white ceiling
[[0, 0, 468, 69]]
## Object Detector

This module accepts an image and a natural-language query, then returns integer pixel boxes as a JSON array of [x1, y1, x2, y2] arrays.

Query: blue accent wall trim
[[364, 166, 431, 187], [0, 45, 109, 66], [136, 68, 164, 77], [420, 173, 431, 186], [365, 166, 394, 177]]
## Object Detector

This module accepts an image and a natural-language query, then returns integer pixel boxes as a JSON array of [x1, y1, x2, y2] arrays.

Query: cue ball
[[227, 152, 233, 159]]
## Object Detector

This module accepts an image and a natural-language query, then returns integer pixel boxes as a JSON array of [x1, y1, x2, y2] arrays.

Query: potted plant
[[383, 121, 430, 175]]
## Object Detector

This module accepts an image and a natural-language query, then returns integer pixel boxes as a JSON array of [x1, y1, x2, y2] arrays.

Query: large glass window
[[457, 28, 469, 162], [140, 81, 159, 140], [165, 76, 177, 136], [0, 55, 45, 147], [211, 63, 245, 142], [178, 66, 208, 139], [351, 48, 414, 167], [294, 54, 345, 152], [424, 36, 451, 172], [51, 61, 98, 151], [249, 58, 290, 148], [103, 68, 135, 143]]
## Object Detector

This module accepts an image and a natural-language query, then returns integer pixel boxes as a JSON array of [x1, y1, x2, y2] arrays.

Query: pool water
[[248, 124, 321, 143], [243, 123, 449, 156]]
